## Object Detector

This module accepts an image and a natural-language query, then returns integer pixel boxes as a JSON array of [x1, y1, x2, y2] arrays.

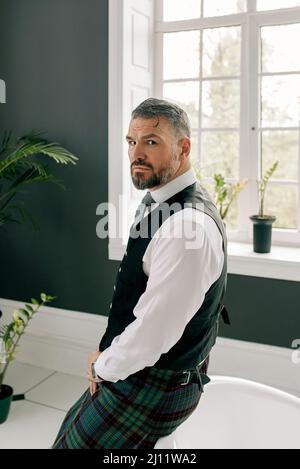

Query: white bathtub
[[155, 376, 300, 449]]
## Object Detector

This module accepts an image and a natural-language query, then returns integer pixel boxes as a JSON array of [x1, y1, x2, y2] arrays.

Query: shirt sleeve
[[94, 209, 224, 382]]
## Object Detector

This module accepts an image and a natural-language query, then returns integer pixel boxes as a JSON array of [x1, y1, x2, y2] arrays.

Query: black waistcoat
[[99, 182, 227, 370]]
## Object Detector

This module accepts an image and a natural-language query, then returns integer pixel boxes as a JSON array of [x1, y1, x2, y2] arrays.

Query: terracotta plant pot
[[0, 384, 13, 424], [250, 215, 276, 253]]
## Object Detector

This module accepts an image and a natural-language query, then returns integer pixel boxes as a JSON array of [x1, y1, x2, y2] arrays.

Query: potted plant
[[0, 130, 78, 227], [250, 161, 279, 253], [0, 131, 78, 423], [213, 173, 248, 223], [0, 293, 55, 423], [192, 161, 248, 225]]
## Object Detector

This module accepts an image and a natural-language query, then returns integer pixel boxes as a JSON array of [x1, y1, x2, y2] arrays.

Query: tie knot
[[141, 191, 155, 207]]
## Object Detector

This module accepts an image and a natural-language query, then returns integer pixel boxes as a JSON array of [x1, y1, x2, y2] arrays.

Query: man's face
[[126, 116, 187, 190]]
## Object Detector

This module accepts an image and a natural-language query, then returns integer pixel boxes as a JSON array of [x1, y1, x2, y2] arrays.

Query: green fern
[[0, 131, 78, 228]]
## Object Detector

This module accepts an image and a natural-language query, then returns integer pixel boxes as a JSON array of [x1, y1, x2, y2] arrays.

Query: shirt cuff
[[94, 348, 118, 382]]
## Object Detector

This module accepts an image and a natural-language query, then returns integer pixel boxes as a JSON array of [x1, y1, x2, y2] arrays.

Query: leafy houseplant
[[192, 161, 248, 225], [0, 131, 78, 228], [0, 131, 78, 423], [0, 294, 55, 424], [214, 173, 248, 222], [250, 161, 279, 253]]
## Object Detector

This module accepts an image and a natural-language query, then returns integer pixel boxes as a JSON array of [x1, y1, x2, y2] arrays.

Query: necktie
[[132, 191, 155, 231]]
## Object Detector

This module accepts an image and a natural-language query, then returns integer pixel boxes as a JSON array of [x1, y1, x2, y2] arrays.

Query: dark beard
[[131, 156, 177, 190], [131, 171, 165, 190]]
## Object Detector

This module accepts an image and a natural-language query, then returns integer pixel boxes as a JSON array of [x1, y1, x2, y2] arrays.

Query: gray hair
[[131, 97, 191, 139]]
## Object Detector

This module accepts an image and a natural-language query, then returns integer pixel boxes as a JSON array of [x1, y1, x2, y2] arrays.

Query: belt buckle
[[180, 371, 191, 386]]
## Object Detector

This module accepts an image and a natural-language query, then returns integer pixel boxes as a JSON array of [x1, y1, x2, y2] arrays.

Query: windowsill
[[227, 242, 300, 282], [109, 241, 300, 282]]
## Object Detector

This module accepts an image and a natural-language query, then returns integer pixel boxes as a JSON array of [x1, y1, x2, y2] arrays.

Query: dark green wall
[[219, 274, 299, 349], [0, 1, 299, 349], [0, 0, 119, 314]]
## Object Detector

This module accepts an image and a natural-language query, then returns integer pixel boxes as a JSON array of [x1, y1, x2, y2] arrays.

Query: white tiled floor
[[0, 361, 88, 449]]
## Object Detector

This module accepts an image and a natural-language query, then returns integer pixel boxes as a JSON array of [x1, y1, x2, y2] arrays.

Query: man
[[52, 98, 228, 449]]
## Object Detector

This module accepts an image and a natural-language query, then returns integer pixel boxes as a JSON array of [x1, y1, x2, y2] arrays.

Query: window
[[108, 0, 300, 262], [257, 0, 300, 11], [155, 0, 300, 244], [260, 23, 300, 230]]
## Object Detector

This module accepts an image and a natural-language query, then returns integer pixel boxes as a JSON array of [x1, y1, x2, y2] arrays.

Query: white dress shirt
[[95, 168, 224, 382]]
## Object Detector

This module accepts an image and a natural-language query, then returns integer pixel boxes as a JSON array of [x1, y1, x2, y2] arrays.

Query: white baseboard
[[1, 297, 299, 397], [0, 297, 107, 378]]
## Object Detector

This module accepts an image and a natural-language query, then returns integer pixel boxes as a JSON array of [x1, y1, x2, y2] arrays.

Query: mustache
[[131, 163, 152, 170]]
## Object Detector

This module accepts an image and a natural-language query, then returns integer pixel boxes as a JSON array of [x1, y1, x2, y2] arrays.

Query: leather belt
[[175, 357, 210, 389]]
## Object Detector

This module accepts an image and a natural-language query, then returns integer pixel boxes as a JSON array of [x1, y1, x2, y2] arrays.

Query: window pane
[[264, 185, 298, 229], [223, 197, 238, 231], [201, 131, 239, 178], [163, 81, 199, 128], [202, 80, 240, 128], [257, 0, 300, 11], [163, 32, 200, 80], [261, 75, 300, 127], [261, 24, 300, 73], [203, 27, 241, 77], [203, 0, 246, 17], [262, 131, 299, 181], [163, 0, 201, 21]]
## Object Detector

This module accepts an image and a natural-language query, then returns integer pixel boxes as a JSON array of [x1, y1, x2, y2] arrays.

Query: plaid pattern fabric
[[52, 357, 209, 449]]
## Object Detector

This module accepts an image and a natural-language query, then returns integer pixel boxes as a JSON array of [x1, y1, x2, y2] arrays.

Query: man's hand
[[86, 350, 101, 396]]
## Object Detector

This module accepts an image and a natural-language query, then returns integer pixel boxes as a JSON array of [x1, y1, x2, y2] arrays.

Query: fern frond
[[0, 130, 13, 156], [0, 135, 78, 175], [0, 131, 78, 227]]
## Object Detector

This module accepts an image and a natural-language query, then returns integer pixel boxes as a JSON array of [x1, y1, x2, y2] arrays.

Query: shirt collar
[[148, 168, 197, 204]]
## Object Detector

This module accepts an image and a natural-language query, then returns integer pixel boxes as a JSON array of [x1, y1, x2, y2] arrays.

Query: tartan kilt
[[52, 356, 209, 449]]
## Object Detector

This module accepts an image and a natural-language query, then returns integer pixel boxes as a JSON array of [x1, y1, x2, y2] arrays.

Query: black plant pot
[[0, 384, 13, 424], [250, 215, 276, 253]]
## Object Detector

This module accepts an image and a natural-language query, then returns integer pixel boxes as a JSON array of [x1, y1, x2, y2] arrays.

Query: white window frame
[[154, 0, 300, 247], [108, 0, 155, 261], [108, 0, 300, 281], [249, 8, 300, 247]]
